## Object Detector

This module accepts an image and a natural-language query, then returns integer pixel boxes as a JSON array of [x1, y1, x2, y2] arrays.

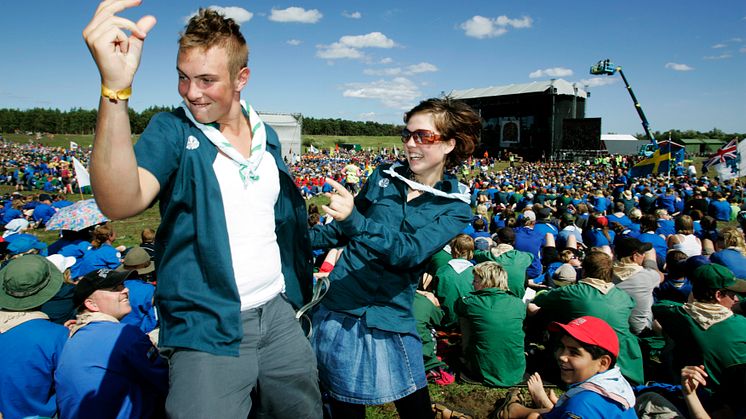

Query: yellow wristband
[[101, 85, 132, 101]]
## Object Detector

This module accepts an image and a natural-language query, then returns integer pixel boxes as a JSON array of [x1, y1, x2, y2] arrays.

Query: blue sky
[[1, 1, 744, 135]]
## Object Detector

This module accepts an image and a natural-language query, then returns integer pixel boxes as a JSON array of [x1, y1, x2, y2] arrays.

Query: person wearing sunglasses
[[309, 97, 480, 418]]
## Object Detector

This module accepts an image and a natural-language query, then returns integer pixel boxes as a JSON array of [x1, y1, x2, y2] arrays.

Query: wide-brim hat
[[116, 246, 154, 275], [0, 255, 63, 310]]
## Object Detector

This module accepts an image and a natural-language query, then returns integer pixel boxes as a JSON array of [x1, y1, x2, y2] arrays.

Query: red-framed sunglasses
[[401, 128, 443, 145]]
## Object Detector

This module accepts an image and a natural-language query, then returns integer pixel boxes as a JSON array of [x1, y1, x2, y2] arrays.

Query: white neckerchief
[[180, 100, 267, 188], [382, 162, 471, 204], [448, 258, 473, 274], [556, 367, 635, 410]]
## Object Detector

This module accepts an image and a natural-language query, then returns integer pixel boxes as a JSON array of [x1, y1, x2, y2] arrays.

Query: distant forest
[[0, 107, 740, 140], [0, 107, 401, 137]]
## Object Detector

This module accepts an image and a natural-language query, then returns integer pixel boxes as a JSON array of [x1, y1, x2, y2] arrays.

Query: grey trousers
[[165, 294, 322, 419]]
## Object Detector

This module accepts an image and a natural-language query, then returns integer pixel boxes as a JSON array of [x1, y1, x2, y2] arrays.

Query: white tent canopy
[[601, 134, 649, 155], [259, 112, 302, 161]]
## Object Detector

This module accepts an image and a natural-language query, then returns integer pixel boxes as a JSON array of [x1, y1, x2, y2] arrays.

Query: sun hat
[[3, 218, 29, 238], [0, 255, 63, 311], [73, 268, 135, 308], [46, 254, 76, 274], [549, 316, 619, 358], [690, 264, 746, 293], [553, 264, 578, 286], [116, 246, 154, 275]]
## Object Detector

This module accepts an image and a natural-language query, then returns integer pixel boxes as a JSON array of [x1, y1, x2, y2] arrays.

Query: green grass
[[3, 132, 403, 154], [303, 135, 402, 152]]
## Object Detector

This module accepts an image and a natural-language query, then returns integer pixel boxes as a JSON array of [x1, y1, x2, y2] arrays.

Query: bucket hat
[[0, 255, 63, 310]]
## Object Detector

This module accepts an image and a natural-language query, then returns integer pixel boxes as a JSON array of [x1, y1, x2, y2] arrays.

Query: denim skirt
[[311, 305, 427, 404]]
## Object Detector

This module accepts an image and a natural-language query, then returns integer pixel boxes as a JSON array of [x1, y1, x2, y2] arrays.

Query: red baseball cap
[[548, 316, 619, 358]]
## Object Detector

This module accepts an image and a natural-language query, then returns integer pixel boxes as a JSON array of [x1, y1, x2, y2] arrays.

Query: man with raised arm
[[83, 1, 320, 417]]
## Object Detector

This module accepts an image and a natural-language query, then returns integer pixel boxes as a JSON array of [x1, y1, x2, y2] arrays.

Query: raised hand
[[681, 365, 708, 395], [322, 178, 354, 222], [83, 0, 157, 91]]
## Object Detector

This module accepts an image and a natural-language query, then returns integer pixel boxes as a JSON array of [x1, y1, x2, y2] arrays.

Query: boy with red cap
[[497, 316, 636, 418]]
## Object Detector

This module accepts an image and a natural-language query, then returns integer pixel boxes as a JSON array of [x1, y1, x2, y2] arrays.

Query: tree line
[[0, 107, 402, 137], [1, 107, 739, 139]]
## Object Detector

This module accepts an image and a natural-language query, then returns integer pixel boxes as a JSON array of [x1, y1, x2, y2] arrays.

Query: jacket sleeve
[[337, 195, 471, 269]]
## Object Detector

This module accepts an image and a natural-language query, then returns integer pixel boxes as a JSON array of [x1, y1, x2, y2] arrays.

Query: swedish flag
[[630, 147, 671, 177]]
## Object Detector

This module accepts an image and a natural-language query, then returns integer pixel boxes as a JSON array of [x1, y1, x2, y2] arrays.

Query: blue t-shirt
[[0, 319, 68, 419], [542, 390, 636, 419], [32, 203, 56, 224], [655, 219, 676, 237], [75, 243, 121, 277], [514, 226, 545, 279], [638, 232, 668, 261], [55, 321, 168, 419]]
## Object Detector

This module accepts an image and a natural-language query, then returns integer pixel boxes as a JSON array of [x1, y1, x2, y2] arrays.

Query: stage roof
[[449, 79, 588, 100]]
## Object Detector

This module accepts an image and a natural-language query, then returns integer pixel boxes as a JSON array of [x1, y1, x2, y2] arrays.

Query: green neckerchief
[[180, 100, 267, 187]]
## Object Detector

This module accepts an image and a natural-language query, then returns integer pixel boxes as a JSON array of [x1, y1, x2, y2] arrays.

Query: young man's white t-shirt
[[213, 150, 285, 310]]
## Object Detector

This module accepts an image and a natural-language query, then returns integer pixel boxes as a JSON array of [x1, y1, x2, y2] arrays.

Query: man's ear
[[83, 297, 98, 313], [235, 67, 250, 91]]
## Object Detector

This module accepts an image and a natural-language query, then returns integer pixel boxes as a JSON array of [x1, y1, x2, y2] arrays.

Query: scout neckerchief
[[180, 100, 267, 188], [382, 162, 471, 204]]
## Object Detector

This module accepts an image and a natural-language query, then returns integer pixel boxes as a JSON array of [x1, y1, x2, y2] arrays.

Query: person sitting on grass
[[455, 261, 526, 387], [497, 316, 636, 418]]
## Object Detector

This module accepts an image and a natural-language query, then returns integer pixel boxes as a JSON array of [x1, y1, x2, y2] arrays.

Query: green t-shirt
[[455, 288, 526, 387], [653, 301, 746, 389], [434, 261, 474, 327]]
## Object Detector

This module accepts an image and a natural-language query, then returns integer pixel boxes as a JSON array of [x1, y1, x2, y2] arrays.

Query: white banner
[[72, 157, 90, 188]]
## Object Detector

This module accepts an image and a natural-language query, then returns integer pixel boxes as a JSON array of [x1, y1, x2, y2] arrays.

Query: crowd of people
[[1, 1, 745, 418]]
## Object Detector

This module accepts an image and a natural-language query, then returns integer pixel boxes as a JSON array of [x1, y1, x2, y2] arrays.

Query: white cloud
[[741, 46, 746, 53], [317, 43, 364, 59], [339, 32, 396, 48], [729, 37, 743, 43], [665, 62, 694, 71], [343, 11, 362, 19], [269, 7, 322, 23], [363, 62, 438, 77], [528, 67, 573, 79], [316, 32, 397, 61], [460, 15, 532, 39], [185, 6, 253, 24], [380, 57, 393, 64], [703, 54, 732, 60], [579, 77, 619, 88], [343, 77, 421, 109], [406, 62, 438, 74], [287, 39, 302, 46], [359, 112, 376, 120], [712, 43, 727, 49]]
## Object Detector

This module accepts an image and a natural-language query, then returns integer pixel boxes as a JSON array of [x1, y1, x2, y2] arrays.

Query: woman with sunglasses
[[309, 97, 480, 418]]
